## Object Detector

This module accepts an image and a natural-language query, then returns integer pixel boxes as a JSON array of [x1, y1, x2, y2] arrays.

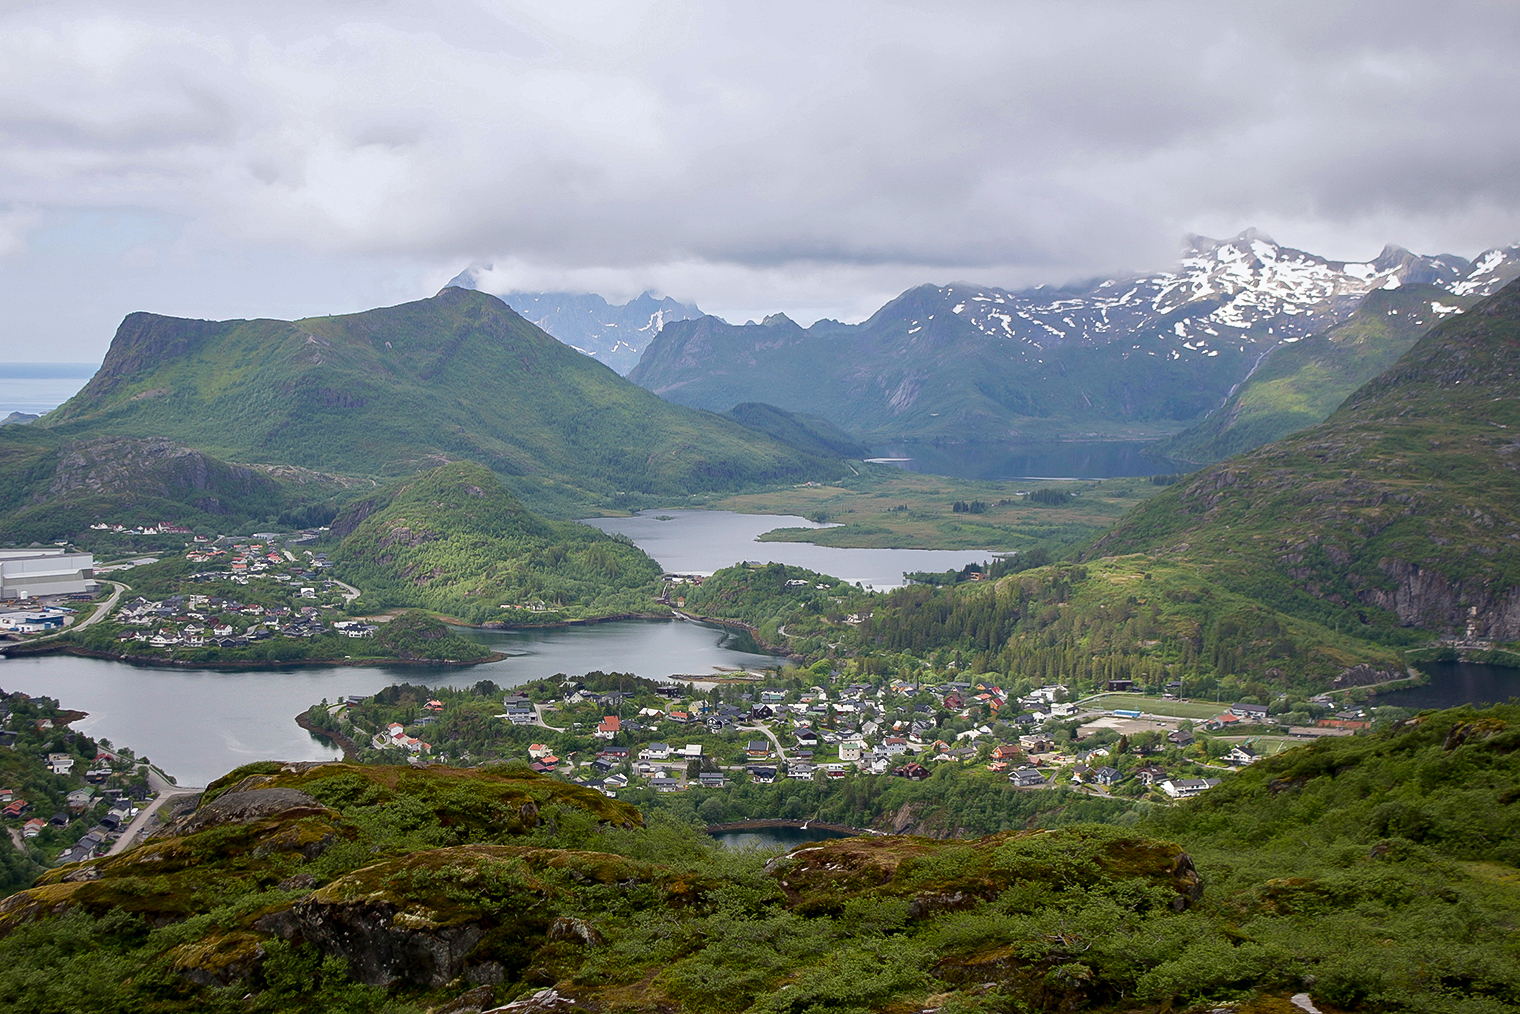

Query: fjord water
[[0, 618, 783, 786], [580, 509, 998, 588], [1377, 661, 1520, 709], [872, 440, 1187, 480]]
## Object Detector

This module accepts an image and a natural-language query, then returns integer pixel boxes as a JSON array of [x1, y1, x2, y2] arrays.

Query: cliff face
[[1367, 560, 1520, 641], [60, 313, 232, 411]]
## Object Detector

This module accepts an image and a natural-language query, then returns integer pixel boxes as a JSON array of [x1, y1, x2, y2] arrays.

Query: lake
[[0, 617, 785, 786], [581, 509, 999, 589], [870, 439, 1187, 480], [1376, 661, 1520, 710]]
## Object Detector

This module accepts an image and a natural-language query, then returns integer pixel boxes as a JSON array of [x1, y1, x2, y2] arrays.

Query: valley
[[3, 242, 1520, 1014]]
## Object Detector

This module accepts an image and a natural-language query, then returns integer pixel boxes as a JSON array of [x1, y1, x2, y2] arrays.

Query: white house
[[1161, 778, 1221, 798]]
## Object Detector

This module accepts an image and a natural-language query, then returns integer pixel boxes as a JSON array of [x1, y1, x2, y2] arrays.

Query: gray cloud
[[1, 0, 1519, 347]]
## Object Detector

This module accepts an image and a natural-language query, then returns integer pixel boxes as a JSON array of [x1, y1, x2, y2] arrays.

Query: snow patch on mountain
[[909, 231, 1520, 364]]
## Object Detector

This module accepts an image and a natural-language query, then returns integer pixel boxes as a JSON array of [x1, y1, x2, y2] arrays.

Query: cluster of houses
[[489, 676, 1235, 798], [373, 722, 432, 754], [111, 580, 345, 648], [89, 521, 194, 536], [0, 700, 148, 865], [352, 670, 1329, 804]]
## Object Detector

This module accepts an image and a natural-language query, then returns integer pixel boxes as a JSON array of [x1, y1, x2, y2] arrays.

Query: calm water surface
[[1376, 661, 1520, 710], [0, 618, 783, 786], [871, 439, 1187, 480], [581, 509, 999, 588]]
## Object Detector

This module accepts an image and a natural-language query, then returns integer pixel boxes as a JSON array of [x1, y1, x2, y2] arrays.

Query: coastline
[[669, 609, 803, 661], [474, 609, 676, 631], [294, 711, 360, 761], [0, 641, 509, 670]]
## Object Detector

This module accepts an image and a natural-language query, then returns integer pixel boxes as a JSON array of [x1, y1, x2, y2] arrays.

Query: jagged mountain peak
[[430, 273, 703, 374]]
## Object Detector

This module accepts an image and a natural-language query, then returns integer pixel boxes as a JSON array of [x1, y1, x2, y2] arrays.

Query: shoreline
[[294, 711, 360, 761], [669, 609, 803, 661], [473, 610, 677, 631], [0, 641, 509, 670]]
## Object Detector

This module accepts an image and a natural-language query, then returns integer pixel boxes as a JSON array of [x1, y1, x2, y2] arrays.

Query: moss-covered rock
[[767, 826, 1201, 918]]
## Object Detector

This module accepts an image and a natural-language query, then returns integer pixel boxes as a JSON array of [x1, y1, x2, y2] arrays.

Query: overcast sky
[[2, 0, 1519, 363]]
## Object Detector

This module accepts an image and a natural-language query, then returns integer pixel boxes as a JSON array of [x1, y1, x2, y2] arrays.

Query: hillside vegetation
[[685, 558, 1405, 696], [0, 707, 1518, 1011], [1156, 285, 1472, 464], [0, 432, 324, 543], [39, 288, 847, 512], [333, 461, 663, 625], [1092, 276, 1520, 647]]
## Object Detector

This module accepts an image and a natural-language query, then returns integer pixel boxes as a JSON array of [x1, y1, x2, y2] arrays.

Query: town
[[313, 663, 1381, 825]]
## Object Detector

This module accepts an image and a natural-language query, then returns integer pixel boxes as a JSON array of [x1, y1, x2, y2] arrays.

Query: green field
[[1083, 693, 1226, 720]]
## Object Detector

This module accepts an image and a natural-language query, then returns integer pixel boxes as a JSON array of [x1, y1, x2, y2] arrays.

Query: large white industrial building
[[0, 549, 97, 600]]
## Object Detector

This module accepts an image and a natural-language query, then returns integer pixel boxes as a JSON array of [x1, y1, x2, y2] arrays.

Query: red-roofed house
[[595, 716, 621, 740]]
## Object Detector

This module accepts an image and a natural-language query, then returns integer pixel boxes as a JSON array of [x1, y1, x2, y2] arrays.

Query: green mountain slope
[[723, 402, 871, 459], [1155, 285, 1473, 463], [1090, 276, 1520, 645], [40, 288, 845, 509], [332, 461, 662, 624], [0, 431, 312, 543], [630, 292, 1252, 442]]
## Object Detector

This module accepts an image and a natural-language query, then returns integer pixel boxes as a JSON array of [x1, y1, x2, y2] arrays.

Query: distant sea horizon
[[0, 362, 98, 417]]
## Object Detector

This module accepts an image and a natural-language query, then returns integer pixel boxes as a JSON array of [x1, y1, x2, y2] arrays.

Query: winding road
[[106, 767, 203, 857], [741, 722, 789, 762], [1, 579, 129, 654]]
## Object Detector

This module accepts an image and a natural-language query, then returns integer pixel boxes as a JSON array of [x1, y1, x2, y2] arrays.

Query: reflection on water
[[873, 440, 1187, 480], [709, 827, 857, 850], [1376, 661, 1520, 710], [581, 509, 999, 589]]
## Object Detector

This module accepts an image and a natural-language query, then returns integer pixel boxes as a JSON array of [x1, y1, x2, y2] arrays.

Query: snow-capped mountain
[[629, 231, 1520, 441], [443, 268, 702, 375], [933, 230, 1517, 357]]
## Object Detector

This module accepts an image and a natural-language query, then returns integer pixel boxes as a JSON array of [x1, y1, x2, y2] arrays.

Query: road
[[2, 580, 129, 653], [329, 577, 362, 604], [741, 722, 788, 762], [106, 767, 203, 857], [534, 704, 566, 732]]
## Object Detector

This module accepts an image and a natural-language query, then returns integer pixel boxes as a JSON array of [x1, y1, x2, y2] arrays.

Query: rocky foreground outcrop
[[0, 760, 1204, 1003]]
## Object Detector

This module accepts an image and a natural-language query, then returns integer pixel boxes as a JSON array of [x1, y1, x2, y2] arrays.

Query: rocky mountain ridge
[[444, 268, 702, 375], [628, 231, 1520, 442]]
